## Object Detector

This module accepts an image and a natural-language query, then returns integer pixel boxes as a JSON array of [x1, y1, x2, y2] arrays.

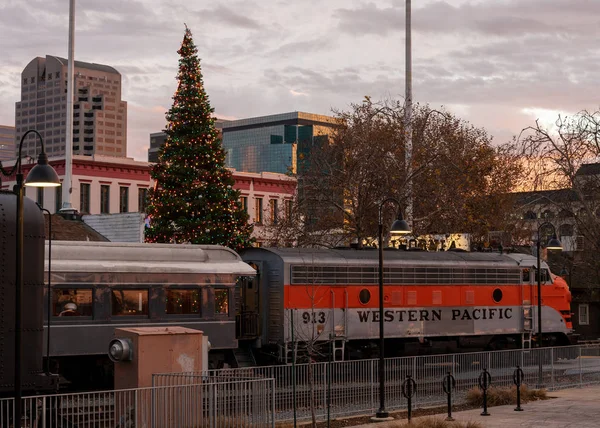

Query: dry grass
[[465, 384, 547, 407], [277, 417, 483, 428], [201, 416, 256, 427], [396, 418, 483, 428]]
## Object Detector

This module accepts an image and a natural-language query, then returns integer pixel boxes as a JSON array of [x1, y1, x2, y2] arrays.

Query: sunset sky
[[1, 0, 598, 160]]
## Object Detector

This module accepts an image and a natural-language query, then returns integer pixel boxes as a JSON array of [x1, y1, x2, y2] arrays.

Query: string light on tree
[[144, 25, 254, 250]]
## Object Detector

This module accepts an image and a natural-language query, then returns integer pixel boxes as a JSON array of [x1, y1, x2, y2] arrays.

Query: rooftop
[[575, 163, 600, 176], [222, 111, 340, 131], [513, 189, 578, 206], [44, 214, 109, 242], [50, 55, 121, 75]]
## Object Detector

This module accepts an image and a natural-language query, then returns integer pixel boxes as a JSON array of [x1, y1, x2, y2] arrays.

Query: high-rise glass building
[[0, 125, 15, 162], [222, 112, 339, 174], [148, 119, 228, 163]]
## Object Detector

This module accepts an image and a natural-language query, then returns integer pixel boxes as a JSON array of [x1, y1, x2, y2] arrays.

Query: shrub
[[466, 384, 547, 407], [397, 418, 483, 428]]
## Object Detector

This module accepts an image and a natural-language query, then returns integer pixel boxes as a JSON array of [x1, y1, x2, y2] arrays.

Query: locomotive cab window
[[112, 289, 149, 316], [214, 289, 229, 315], [53, 288, 93, 317], [523, 268, 551, 284], [541, 269, 550, 283], [165, 289, 200, 315]]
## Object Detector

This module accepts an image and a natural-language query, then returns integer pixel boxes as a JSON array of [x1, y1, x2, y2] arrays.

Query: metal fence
[[2, 345, 599, 426], [0, 377, 275, 428], [160, 344, 600, 422]]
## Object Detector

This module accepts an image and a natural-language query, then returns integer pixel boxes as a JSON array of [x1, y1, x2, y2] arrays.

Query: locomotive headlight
[[108, 338, 134, 362]]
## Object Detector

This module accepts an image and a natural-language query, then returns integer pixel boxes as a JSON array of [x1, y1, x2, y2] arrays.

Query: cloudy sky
[[1, 0, 599, 160]]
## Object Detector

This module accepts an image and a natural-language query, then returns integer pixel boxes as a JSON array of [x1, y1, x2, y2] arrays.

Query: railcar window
[[493, 288, 503, 303], [112, 289, 149, 316], [359, 289, 371, 305], [53, 289, 93, 317], [215, 289, 229, 315], [166, 289, 200, 315]]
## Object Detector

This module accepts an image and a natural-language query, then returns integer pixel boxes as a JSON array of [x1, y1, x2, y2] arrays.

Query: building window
[[55, 185, 62, 213], [214, 289, 229, 315], [111, 289, 149, 316], [101, 185, 110, 213], [166, 289, 200, 315], [36, 187, 44, 208], [579, 304, 589, 325], [559, 224, 574, 238], [285, 199, 293, 220], [542, 210, 555, 219], [119, 186, 129, 213], [269, 199, 278, 224], [53, 289, 93, 317], [80, 183, 90, 213], [138, 188, 148, 213], [240, 196, 248, 213], [255, 198, 263, 224]]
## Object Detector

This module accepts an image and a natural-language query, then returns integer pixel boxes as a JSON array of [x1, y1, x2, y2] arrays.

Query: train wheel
[[488, 336, 509, 351]]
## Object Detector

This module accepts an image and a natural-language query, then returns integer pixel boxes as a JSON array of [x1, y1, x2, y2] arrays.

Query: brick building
[[1, 156, 296, 245]]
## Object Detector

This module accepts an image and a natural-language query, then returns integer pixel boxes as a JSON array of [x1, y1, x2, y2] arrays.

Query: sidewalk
[[353, 385, 600, 427]]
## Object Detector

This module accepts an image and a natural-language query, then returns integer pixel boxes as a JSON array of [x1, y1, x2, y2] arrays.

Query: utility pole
[[404, 0, 413, 225], [61, 0, 76, 215]]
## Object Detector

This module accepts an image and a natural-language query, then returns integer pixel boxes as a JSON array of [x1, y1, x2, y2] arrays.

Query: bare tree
[[263, 97, 522, 247], [518, 109, 600, 294]]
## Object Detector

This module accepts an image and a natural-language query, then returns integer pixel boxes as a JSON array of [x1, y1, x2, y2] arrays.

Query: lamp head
[[546, 235, 563, 251], [389, 214, 411, 236], [24, 152, 60, 188]]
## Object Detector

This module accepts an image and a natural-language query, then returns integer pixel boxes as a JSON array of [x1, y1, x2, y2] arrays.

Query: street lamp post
[[0, 129, 60, 426], [535, 222, 562, 388], [535, 222, 562, 348], [374, 198, 411, 420], [36, 203, 53, 375]]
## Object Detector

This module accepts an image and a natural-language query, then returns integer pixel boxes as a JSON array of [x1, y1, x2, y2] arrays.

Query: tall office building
[[15, 55, 127, 158], [221, 112, 339, 174], [0, 125, 15, 161], [148, 119, 228, 163]]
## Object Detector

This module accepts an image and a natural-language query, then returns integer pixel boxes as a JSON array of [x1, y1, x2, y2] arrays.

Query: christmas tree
[[145, 26, 254, 250]]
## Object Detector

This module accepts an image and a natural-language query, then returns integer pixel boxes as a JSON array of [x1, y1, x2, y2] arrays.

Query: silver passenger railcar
[[43, 241, 256, 389]]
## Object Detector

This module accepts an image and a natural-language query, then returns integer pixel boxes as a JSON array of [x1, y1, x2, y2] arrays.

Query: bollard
[[478, 368, 492, 416], [513, 365, 525, 412], [401, 374, 417, 422], [443, 371, 456, 421]]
